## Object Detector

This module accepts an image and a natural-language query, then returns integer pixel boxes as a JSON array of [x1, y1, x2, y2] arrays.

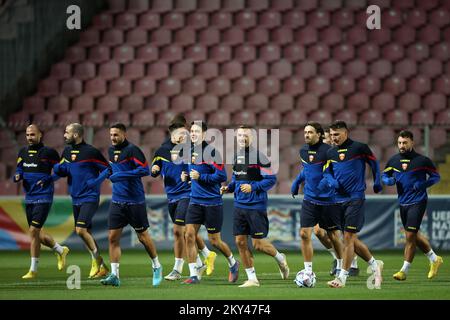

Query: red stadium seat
[[333, 77, 355, 96], [322, 93, 344, 112], [407, 43, 429, 62], [295, 60, 317, 79], [406, 9, 426, 27], [295, 26, 317, 45], [271, 26, 293, 45], [107, 112, 130, 126], [331, 9, 353, 28], [37, 78, 59, 97], [259, 10, 281, 29], [283, 44, 305, 62], [196, 95, 219, 112], [270, 94, 293, 113], [112, 45, 134, 64], [85, 78, 107, 97], [234, 44, 256, 63], [123, 62, 145, 80], [207, 77, 231, 97], [431, 43, 449, 61], [368, 28, 391, 46], [185, 44, 207, 63], [382, 43, 404, 62], [199, 28, 221, 46], [220, 95, 243, 112], [257, 77, 280, 97], [220, 61, 243, 80], [171, 95, 194, 113], [94, 128, 113, 148], [281, 146, 301, 165], [186, 12, 208, 30], [370, 59, 392, 78], [88, 45, 110, 63], [434, 76, 450, 95], [357, 43, 380, 62], [147, 62, 169, 80], [109, 79, 132, 97], [195, 61, 218, 79], [232, 110, 256, 126], [158, 78, 181, 97], [47, 95, 69, 114], [138, 12, 160, 30], [98, 61, 120, 80], [282, 77, 305, 96], [247, 0, 269, 11], [151, 0, 173, 12], [134, 78, 156, 97], [102, 29, 123, 46], [245, 60, 268, 80], [128, 0, 149, 13], [92, 13, 113, 30], [308, 110, 332, 124], [185, 111, 206, 124], [307, 76, 330, 97], [33, 112, 54, 129], [73, 62, 95, 80], [383, 76, 406, 96], [349, 128, 370, 144], [50, 62, 71, 80], [346, 26, 367, 46], [398, 93, 421, 112], [246, 94, 268, 112], [307, 44, 330, 63], [125, 28, 147, 46], [97, 96, 119, 113], [232, 77, 255, 97], [247, 28, 269, 46], [357, 76, 381, 96], [150, 29, 171, 47], [72, 95, 94, 114], [132, 110, 155, 127], [282, 110, 307, 126], [210, 12, 232, 29], [162, 12, 184, 30], [235, 11, 257, 29], [258, 110, 281, 126], [320, 60, 342, 79], [307, 9, 329, 29], [222, 0, 245, 12], [0, 180, 18, 195], [393, 25, 416, 46], [122, 95, 143, 113], [423, 93, 446, 112], [418, 25, 440, 45], [183, 78, 206, 97], [394, 59, 417, 78], [0, 130, 16, 149], [411, 110, 434, 125], [429, 128, 448, 148], [160, 45, 183, 63], [334, 110, 357, 126], [408, 76, 431, 96], [173, 0, 196, 12], [332, 44, 355, 62], [372, 128, 396, 148], [208, 110, 231, 127], [347, 93, 369, 112], [385, 110, 409, 126], [382, 8, 402, 28], [296, 93, 319, 114], [60, 79, 82, 98], [283, 10, 305, 28], [23, 96, 45, 114], [173, 28, 196, 46], [83, 111, 105, 128], [372, 93, 395, 112], [156, 111, 179, 126], [345, 60, 367, 79], [107, 0, 125, 13], [55, 112, 80, 127], [144, 95, 169, 112], [359, 109, 383, 126], [210, 45, 232, 63], [319, 26, 342, 46], [65, 46, 86, 64]]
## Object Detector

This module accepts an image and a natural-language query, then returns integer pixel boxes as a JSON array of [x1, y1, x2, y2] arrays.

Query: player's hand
[[220, 186, 229, 195], [181, 171, 188, 182], [240, 184, 252, 193], [190, 169, 200, 180], [151, 165, 160, 174], [373, 183, 383, 193], [13, 174, 22, 182]]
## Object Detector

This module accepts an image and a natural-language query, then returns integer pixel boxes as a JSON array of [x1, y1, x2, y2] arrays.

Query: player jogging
[[14, 124, 69, 279], [382, 130, 443, 281]]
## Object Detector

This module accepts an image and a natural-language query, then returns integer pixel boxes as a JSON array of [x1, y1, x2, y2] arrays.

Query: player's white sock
[[327, 248, 337, 260], [188, 263, 198, 277], [111, 263, 119, 278], [274, 251, 285, 264], [200, 246, 211, 259], [174, 258, 184, 273], [336, 259, 343, 270], [400, 261, 411, 274], [52, 243, 64, 255], [226, 255, 236, 268], [338, 269, 349, 285], [368, 257, 378, 273], [151, 256, 161, 269], [425, 250, 438, 263], [30, 257, 39, 272], [351, 256, 358, 268], [304, 262, 313, 272], [89, 247, 99, 260], [245, 267, 257, 281], [196, 254, 203, 267]]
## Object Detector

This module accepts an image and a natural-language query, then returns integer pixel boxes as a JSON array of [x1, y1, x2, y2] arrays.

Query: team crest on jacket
[[170, 150, 179, 161], [402, 163, 408, 171], [339, 153, 345, 161], [114, 154, 119, 162], [71, 154, 77, 161], [309, 155, 314, 162]]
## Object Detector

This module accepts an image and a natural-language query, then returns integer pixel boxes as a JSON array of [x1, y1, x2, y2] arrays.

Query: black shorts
[[168, 198, 190, 226], [300, 200, 341, 231], [108, 202, 149, 232], [185, 203, 223, 234], [338, 199, 365, 233], [25, 203, 52, 228], [400, 200, 427, 233], [73, 202, 99, 229], [233, 207, 269, 239]]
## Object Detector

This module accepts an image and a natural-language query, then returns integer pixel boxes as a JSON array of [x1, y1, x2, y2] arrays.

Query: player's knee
[[184, 229, 196, 244], [29, 227, 40, 237], [173, 228, 183, 240], [300, 229, 311, 242], [235, 237, 246, 249], [208, 235, 220, 247], [108, 233, 120, 245], [405, 231, 417, 243], [136, 231, 148, 244], [252, 239, 263, 251], [75, 227, 86, 236]]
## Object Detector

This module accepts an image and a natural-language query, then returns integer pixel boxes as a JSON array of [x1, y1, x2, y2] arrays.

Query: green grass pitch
[[0, 250, 448, 300]]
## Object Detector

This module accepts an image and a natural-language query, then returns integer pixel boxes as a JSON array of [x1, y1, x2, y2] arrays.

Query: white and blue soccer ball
[[294, 269, 316, 288]]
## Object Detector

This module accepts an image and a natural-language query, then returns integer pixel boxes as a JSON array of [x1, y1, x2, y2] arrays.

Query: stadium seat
[[411, 110, 434, 125], [418, 25, 440, 45], [196, 94, 219, 112], [333, 77, 355, 96], [151, 0, 173, 12], [345, 60, 367, 79], [307, 9, 329, 29], [370, 59, 392, 78], [359, 109, 383, 126], [257, 77, 280, 97], [435, 76, 450, 95], [234, 44, 256, 63], [246, 94, 268, 112], [333, 44, 355, 63], [418, 59, 442, 78], [199, 28, 221, 46], [383, 76, 406, 96], [334, 110, 357, 126], [372, 128, 396, 148], [107, 0, 126, 13], [131, 110, 155, 127], [173, 28, 196, 48], [134, 78, 156, 97], [282, 77, 305, 96], [109, 79, 132, 97], [147, 62, 169, 80], [322, 93, 344, 112], [382, 8, 402, 28], [98, 61, 120, 80], [156, 111, 179, 126], [208, 110, 231, 126], [185, 44, 207, 63], [295, 93, 318, 114], [247, 0, 268, 11], [397, 93, 420, 112], [33, 112, 54, 129], [235, 11, 257, 29], [372, 93, 395, 113], [232, 77, 255, 97], [138, 12, 160, 30], [392, 25, 416, 46], [47, 95, 69, 114], [258, 110, 281, 126], [382, 43, 404, 62], [220, 61, 243, 80], [247, 28, 269, 45], [125, 128, 141, 145], [283, 44, 305, 62], [260, 44, 281, 63], [112, 45, 134, 64], [207, 77, 230, 97], [222, 0, 245, 12], [84, 78, 107, 97], [128, 0, 149, 13], [307, 76, 330, 96], [210, 45, 232, 63], [43, 129, 64, 149], [259, 10, 281, 28], [97, 95, 119, 113], [150, 28, 171, 47], [308, 110, 332, 124], [295, 26, 317, 45], [408, 76, 431, 96], [349, 128, 370, 144], [50, 62, 71, 80], [270, 60, 292, 79], [88, 45, 110, 63], [23, 96, 45, 115], [65, 46, 86, 64], [431, 43, 449, 61], [347, 93, 369, 112], [102, 29, 124, 47], [281, 109, 306, 126], [295, 60, 317, 79], [423, 93, 446, 112], [185, 111, 206, 124], [160, 45, 183, 63], [357, 43, 379, 62], [122, 95, 144, 113], [73, 62, 95, 81], [37, 78, 59, 97], [232, 110, 256, 126], [162, 12, 184, 30], [245, 60, 267, 80], [82, 111, 105, 128], [368, 28, 391, 46], [60, 79, 82, 98], [385, 109, 409, 126], [186, 12, 208, 30], [171, 95, 194, 112], [93, 128, 112, 149], [55, 112, 80, 127], [144, 95, 169, 112], [270, 94, 294, 113], [271, 26, 293, 45], [107, 112, 130, 126], [283, 10, 305, 28], [72, 95, 94, 114], [394, 59, 417, 78], [357, 76, 381, 96], [320, 60, 342, 79], [210, 12, 232, 29], [319, 26, 341, 46], [407, 43, 429, 61], [429, 128, 448, 148], [195, 61, 218, 80], [0, 180, 18, 195], [157, 78, 181, 97], [125, 28, 147, 46], [346, 26, 367, 46], [92, 13, 114, 30]]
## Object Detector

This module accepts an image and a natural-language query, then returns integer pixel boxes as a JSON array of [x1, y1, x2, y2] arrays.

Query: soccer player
[[382, 130, 443, 281], [53, 123, 109, 278], [100, 123, 162, 287], [291, 122, 344, 279], [151, 115, 217, 281], [324, 121, 384, 289], [221, 125, 289, 287], [182, 121, 239, 284], [13, 124, 69, 279]]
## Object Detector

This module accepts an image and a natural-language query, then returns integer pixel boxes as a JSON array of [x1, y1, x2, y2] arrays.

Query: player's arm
[[291, 169, 305, 197], [109, 148, 150, 182], [86, 149, 111, 188], [414, 158, 441, 191], [196, 162, 227, 184], [226, 173, 236, 192], [150, 149, 164, 178], [362, 144, 382, 193], [37, 148, 62, 187], [321, 151, 339, 190], [53, 148, 70, 177], [12, 149, 25, 182], [382, 159, 396, 186]]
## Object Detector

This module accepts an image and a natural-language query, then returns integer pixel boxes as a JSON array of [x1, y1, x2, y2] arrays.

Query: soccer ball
[[294, 269, 316, 288]]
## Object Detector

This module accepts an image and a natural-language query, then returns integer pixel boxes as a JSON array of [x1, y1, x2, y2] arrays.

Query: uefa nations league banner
[[1, 196, 450, 251]]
